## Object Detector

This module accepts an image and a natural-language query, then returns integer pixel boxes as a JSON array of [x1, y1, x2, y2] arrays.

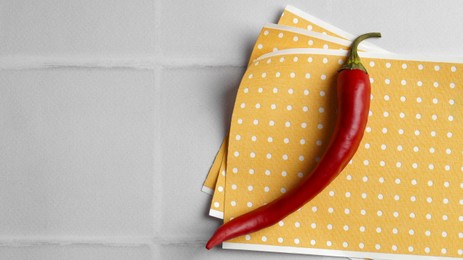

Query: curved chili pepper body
[[206, 33, 380, 250]]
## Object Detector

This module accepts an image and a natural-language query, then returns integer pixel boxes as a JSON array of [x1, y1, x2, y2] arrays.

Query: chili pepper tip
[[205, 238, 219, 250]]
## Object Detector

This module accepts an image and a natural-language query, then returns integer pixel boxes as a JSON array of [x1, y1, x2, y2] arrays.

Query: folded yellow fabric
[[202, 5, 383, 199], [222, 49, 463, 258], [203, 5, 463, 259], [201, 138, 227, 195], [202, 6, 383, 218], [207, 25, 366, 218], [207, 10, 383, 219]]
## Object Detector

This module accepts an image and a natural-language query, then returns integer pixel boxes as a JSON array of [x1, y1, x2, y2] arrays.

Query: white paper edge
[[223, 242, 460, 260], [201, 185, 214, 195], [209, 208, 224, 220], [256, 47, 463, 64], [209, 209, 224, 219], [284, 5, 389, 53]]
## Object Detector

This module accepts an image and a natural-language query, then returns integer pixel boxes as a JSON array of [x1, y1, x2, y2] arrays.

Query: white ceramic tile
[[2, 0, 463, 259], [157, 244, 342, 260], [160, 0, 463, 63], [0, 69, 156, 236], [159, 1, 287, 64], [0, 0, 155, 56], [159, 67, 244, 238], [0, 245, 152, 260]]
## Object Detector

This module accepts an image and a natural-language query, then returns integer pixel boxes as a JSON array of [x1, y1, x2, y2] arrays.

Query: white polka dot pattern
[[202, 6, 463, 259], [206, 21, 360, 220], [223, 52, 463, 258]]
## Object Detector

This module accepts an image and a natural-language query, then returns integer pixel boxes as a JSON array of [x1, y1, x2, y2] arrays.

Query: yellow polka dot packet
[[223, 49, 463, 259], [209, 154, 226, 219], [203, 6, 463, 259], [249, 23, 383, 64], [201, 5, 385, 196], [201, 137, 227, 195], [203, 7, 386, 221], [205, 10, 386, 220], [278, 5, 387, 52], [206, 26, 377, 219], [279, 5, 351, 39]]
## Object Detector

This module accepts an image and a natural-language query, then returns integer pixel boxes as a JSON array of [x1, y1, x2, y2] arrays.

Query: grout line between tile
[[149, 64, 163, 259], [152, 64, 163, 240], [152, 237, 207, 247], [0, 236, 207, 248], [0, 237, 153, 248], [0, 56, 246, 70]]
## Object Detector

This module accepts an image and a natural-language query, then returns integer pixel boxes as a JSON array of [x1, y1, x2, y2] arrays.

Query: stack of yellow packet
[[203, 6, 463, 259]]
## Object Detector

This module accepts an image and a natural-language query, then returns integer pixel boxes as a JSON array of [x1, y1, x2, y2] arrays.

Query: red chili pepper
[[206, 32, 381, 250]]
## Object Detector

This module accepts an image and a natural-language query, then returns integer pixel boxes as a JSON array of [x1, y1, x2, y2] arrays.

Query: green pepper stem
[[341, 32, 381, 73]]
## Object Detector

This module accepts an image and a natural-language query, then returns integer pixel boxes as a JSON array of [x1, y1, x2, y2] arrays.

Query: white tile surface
[[157, 244, 341, 260], [159, 67, 243, 238], [2, 0, 463, 259], [160, 1, 284, 64], [0, 0, 156, 56], [0, 69, 156, 236], [160, 0, 463, 64], [157, 67, 346, 260], [0, 245, 152, 260]]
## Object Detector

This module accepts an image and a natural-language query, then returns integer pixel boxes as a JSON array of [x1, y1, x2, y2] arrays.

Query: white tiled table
[[1, 1, 462, 259]]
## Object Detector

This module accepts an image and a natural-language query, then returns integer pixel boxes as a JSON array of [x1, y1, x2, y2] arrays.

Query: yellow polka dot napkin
[[202, 4, 386, 199], [203, 6, 463, 259], [205, 6, 386, 220], [223, 49, 463, 259], [201, 137, 227, 195], [207, 25, 377, 219]]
